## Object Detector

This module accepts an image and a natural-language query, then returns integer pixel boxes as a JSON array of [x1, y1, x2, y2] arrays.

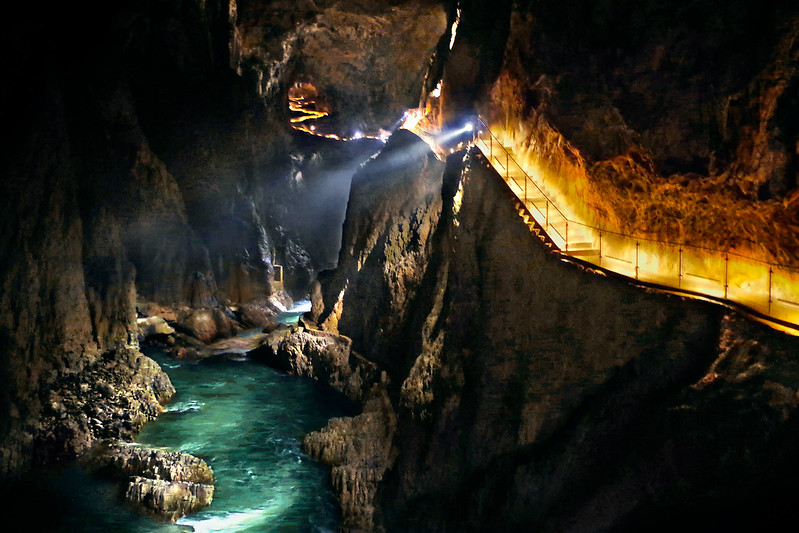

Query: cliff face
[[312, 139, 799, 529]]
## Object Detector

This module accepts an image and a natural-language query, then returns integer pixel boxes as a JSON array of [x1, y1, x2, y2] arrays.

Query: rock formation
[[254, 326, 383, 402], [84, 440, 215, 521], [31, 349, 175, 470], [306, 133, 799, 529], [303, 386, 397, 530]]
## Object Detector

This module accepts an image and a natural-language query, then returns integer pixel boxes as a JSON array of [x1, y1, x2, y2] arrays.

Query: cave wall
[[498, 0, 799, 186], [315, 139, 799, 529], [465, 1, 799, 263]]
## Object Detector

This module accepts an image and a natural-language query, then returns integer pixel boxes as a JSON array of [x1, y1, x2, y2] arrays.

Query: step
[[568, 241, 595, 249], [524, 198, 548, 210], [564, 248, 601, 257]]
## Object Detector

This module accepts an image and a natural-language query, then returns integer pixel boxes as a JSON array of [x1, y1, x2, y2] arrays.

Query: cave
[[2, 0, 799, 530]]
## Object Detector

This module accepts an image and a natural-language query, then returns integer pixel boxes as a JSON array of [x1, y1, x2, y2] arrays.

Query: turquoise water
[[273, 299, 312, 326], [4, 341, 357, 532]]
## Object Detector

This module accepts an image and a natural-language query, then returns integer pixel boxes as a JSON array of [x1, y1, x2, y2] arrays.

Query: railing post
[[635, 241, 640, 280], [490, 131, 493, 161], [505, 152, 509, 182], [598, 231, 602, 265], [724, 254, 729, 299], [565, 221, 569, 251], [545, 201, 549, 230], [525, 175, 528, 201], [769, 267, 773, 313], [678, 248, 683, 288]]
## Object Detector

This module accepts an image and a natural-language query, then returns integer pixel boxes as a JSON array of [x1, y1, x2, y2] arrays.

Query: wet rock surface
[[34, 350, 175, 467], [125, 476, 214, 522], [303, 386, 396, 531], [254, 325, 383, 403], [84, 440, 215, 521], [174, 307, 242, 344], [84, 441, 214, 485]]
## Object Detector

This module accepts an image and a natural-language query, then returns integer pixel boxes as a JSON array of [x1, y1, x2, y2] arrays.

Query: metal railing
[[473, 117, 799, 333]]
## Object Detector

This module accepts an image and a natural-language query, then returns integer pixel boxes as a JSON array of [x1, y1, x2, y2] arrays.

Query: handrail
[[478, 122, 571, 246], [472, 116, 799, 334]]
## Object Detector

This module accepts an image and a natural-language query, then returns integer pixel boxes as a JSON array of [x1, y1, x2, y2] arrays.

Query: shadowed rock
[[254, 326, 383, 402]]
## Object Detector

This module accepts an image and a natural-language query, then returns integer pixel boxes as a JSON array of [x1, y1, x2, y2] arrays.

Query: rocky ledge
[[303, 385, 396, 530], [136, 296, 291, 360], [253, 325, 384, 402], [34, 349, 175, 466], [83, 440, 215, 521]]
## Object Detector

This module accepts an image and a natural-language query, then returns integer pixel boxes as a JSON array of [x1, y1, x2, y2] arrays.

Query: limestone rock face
[[126, 476, 215, 522], [313, 136, 799, 529], [34, 350, 175, 467], [473, 2, 799, 262], [235, 0, 447, 136], [255, 326, 382, 402], [492, 1, 799, 183], [317, 129, 446, 372], [304, 386, 396, 530], [84, 441, 215, 521], [293, 1, 447, 133]]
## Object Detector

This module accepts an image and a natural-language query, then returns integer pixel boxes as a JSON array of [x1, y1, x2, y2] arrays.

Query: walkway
[[473, 117, 799, 335]]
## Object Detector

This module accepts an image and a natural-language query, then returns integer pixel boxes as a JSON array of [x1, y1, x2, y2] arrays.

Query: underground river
[[7, 319, 358, 532]]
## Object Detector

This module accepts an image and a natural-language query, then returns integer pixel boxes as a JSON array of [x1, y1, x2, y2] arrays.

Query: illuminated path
[[472, 118, 799, 335]]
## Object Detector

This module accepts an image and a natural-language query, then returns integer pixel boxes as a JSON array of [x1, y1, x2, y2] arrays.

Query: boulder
[[83, 440, 215, 521], [175, 307, 240, 343], [137, 316, 175, 340], [84, 441, 214, 484], [236, 300, 278, 329], [254, 327, 382, 402], [168, 333, 208, 360], [198, 332, 270, 359], [136, 302, 181, 323], [126, 476, 214, 522]]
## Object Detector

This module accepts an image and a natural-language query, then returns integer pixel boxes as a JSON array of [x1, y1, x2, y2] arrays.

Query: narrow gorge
[[2, 0, 799, 531]]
